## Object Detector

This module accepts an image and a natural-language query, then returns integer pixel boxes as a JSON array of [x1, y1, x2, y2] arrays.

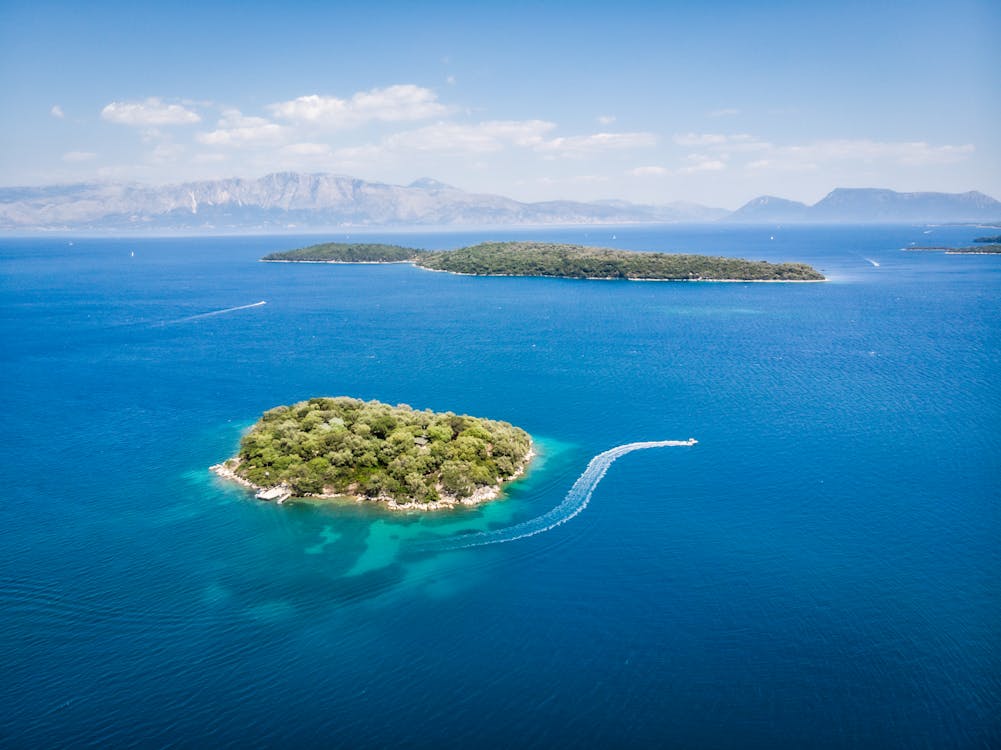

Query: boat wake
[[864, 258, 880, 267], [161, 300, 266, 325], [419, 439, 696, 551]]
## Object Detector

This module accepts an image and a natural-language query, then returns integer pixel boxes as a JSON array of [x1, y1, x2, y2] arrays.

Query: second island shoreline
[[259, 240, 827, 281]]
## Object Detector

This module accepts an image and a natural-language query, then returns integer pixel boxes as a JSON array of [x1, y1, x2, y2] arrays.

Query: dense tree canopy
[[227, 397, 532, 504], [262, 240, 825, 280], [262, 242, 422, 262], [417, 242, 825, 280]]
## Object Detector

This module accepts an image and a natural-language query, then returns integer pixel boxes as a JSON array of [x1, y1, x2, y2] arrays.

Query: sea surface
[[1, 225, 998, 748]]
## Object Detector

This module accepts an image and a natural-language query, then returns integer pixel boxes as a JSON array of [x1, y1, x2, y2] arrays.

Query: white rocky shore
[[210, 444, 535, 512]]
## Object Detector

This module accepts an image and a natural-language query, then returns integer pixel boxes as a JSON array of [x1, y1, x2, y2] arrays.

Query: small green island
[[262, 242, 419, 263], [261, 241, 826, 281], [973, 235, 1001, 243], [211, 397, 533, 510]]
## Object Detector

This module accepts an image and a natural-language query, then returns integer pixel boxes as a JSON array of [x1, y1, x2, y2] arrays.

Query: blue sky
[[1, 0, 998, 208]]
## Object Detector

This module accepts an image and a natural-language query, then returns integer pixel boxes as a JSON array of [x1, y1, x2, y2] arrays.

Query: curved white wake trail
[[162, 300, 266, 325], [424, 439, 696, 551]]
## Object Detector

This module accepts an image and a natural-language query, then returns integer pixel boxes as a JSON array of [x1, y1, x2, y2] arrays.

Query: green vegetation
[[262, 242, 422, 262], [262, 240, 825, 280], [226, 397, 532, 505], [264, 240, 820, 280], [973, 235, 1001, 243], [417, 241, 825, 280]]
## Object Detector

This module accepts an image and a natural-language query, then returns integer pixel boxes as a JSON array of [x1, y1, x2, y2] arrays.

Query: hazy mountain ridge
[[1, 174, 997, 231], [0, 172, 726, 231], [728, 188, 1001, 223], [723, 195, 811, 223]]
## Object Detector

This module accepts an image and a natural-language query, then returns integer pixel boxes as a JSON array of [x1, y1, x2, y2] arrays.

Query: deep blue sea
[[1, 225, 999, 748]]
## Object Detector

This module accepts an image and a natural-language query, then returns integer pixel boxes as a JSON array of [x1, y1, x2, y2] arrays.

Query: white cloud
[[808, 139, 973, 166], [376, 122, 653, 159], [196, 109, 284, 147], [387, 120, 557, 153], [139, 127, 166, 143], [62, 151, 96, 162], [446, 75, 457, 85], [709, 108, 740, 118], [51, 105, 65, 119], [101, 97, 201, 126], [537, 131, 657, 157], [627, 165, 669, 177], [744, 139, 975, 171], [150, 143, 184, 162], [902, 143, 975, 165], [674, 132, 762, 148], [269, 84, 448, 128], [331, 143, 388, 162], [84, 85, 980, 205], [674, 132, 728, 147], [281, 142, 333, 157], [675, 132, 974, 170], [309, 119, 650, 171], [679, 155, 727, 174], [537, 175, 609, 186], [671, 133, 974, 176], [482, 120, 558, 146]]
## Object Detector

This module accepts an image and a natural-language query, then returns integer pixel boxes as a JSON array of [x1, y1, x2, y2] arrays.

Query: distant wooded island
[[973, 235, 1001, 243], [949, 245, 1001, 254], [262, 241, 826, 281], [265, 243, 419, 263], [904, 244, 1001, 254], [211, 397, 533, 510]]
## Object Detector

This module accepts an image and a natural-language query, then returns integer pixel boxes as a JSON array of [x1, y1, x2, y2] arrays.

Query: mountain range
[[0, 173, 997, 232], [0, 173, 725, 232], [725, 188, 1001, 224]]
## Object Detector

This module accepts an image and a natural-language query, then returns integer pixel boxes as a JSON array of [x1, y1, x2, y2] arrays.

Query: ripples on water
[[1, 226, 999, 748]]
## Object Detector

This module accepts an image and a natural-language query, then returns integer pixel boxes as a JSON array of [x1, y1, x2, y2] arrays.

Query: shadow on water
[[187, 436, 593, 611]]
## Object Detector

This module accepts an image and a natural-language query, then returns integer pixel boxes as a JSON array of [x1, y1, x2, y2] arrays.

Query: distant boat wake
[[419, 439, 696, 551], [159, 300, 266, 326]]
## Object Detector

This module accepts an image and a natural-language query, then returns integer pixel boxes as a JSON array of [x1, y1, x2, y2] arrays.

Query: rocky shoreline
[[210, 444, 536, 512], [415, 264, 826, 282]]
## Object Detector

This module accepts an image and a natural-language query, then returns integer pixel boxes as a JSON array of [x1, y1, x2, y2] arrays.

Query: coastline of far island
[[261, 241, 827, 281], [211, 397, 534, 511], [903, 243, 1001, 254]]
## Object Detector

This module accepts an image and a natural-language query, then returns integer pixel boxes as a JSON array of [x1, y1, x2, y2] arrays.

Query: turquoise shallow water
[[1, 225, 999, 747]]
